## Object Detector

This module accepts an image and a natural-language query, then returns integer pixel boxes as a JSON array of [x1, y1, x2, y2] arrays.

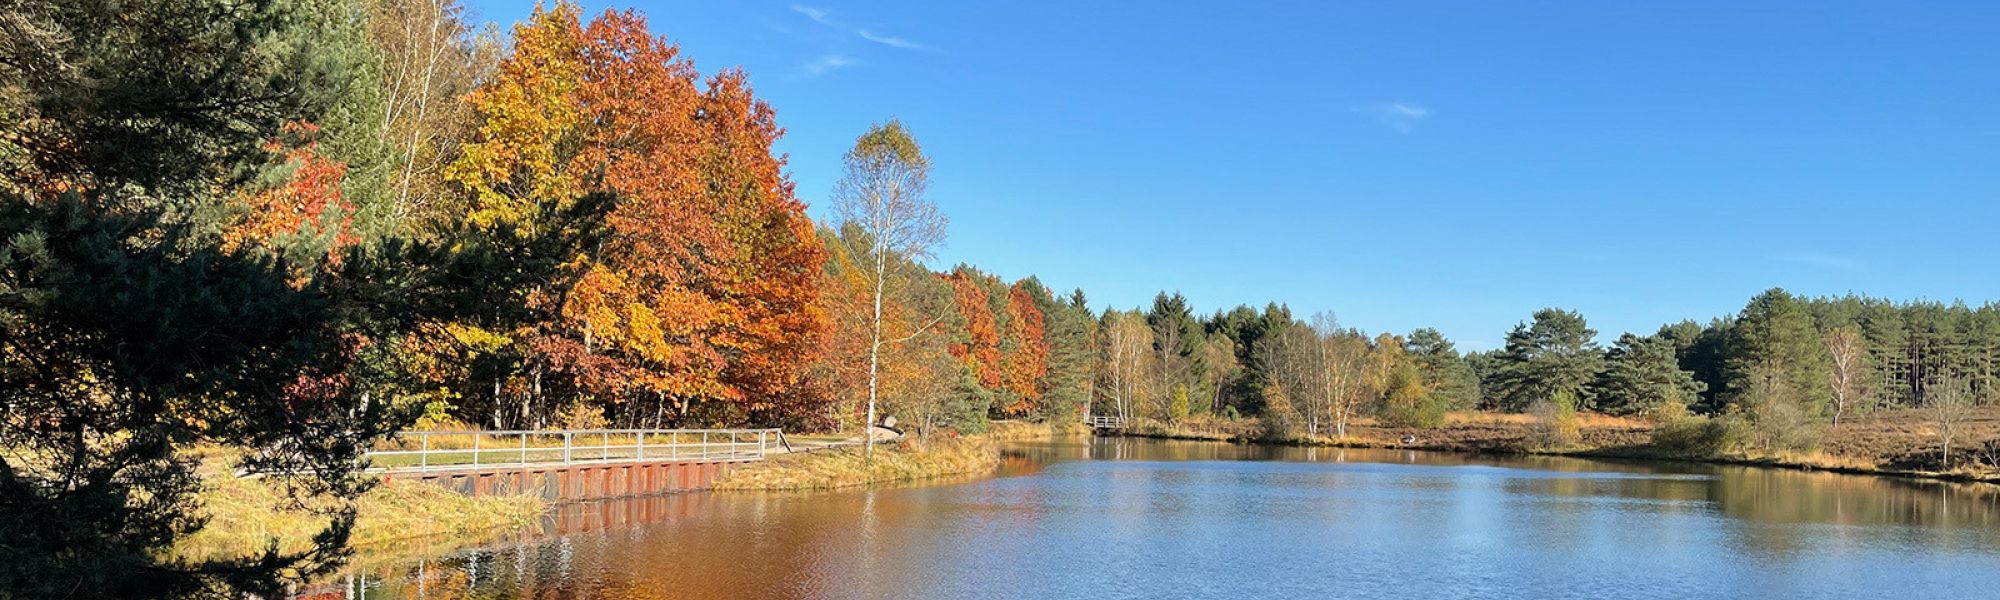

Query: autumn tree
[[831, 120, 947, 454], [809, 225, 878, 426], [220, 122, 364, 267], [1260, 322, 1322, 432], [1365, 332, 1409, 409], [944, 267, 1003, 390], [367, 0, 498, 230], [1200, 334, 1240, 416], [436, 1, 587, 428], [1098, 310, 1154, 421], [697, 69, 830, 425], [1381, 360, 1445, 428], [1263, 312, 1369, 437], [437, 4, 828, 428], [1322, 325, 1372, 438], [997, 280, 1051, 416], [831, 239, 979, 439]]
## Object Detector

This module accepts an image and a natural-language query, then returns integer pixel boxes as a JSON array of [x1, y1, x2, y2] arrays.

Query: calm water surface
[[325, 438, 2000, 599]]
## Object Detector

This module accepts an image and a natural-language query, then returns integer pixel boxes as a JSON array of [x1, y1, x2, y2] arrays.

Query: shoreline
[[1092, 425, 2000, 487], [184, 416, 1997, 575], [711, 421, 1074, 491]]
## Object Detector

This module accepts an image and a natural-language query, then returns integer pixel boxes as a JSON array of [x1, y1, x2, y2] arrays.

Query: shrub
[[554, 402, 609, 430], [1747, 396, 1822, 453], [1650, 414, 1743, 457], [1380, 363, 1446, 429], [1257, 383, 1300, 441], [1529, 390, 1582, 449], [1167, 384, 1191, 423]]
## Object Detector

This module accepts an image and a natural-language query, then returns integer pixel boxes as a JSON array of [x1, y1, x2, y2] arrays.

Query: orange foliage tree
[[699, 69, 828, 424], [437, 3, 826, 427], [221, 122, 359, 268], [998, 281, 1050, 415], [945, 268, 1002, 389]]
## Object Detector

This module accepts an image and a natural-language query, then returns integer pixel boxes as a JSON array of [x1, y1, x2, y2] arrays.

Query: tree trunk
[[865, 239, 886, 458]]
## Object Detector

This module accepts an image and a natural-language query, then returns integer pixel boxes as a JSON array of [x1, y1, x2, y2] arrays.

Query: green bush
[[1167, 384, 1191, 423], [1379, 362, 1446, 428]]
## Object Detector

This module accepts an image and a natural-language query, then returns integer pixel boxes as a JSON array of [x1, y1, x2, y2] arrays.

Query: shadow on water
[[305, 436, 2000, 600]]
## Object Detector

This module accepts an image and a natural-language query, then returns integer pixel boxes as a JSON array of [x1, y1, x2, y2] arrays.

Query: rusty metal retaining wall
[[379, 458, 749, 500]]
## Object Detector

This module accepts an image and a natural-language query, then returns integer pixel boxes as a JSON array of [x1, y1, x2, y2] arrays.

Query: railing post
[[419, 432, 429, 472], [758, 430, 766, 459], [563, 432, 573, 464], [472, 432, 480, 467], [671, 431, 679, 460], [637, 431, 646, 460], [702, 431, 709, 460], [519, 432, 527, 466]]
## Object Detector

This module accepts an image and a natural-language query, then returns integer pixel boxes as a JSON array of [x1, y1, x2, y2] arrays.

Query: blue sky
[[465, 1, 2000, 350]]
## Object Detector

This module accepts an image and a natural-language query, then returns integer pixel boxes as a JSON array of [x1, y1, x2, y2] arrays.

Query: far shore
[[1090, 409, 2000, 486]]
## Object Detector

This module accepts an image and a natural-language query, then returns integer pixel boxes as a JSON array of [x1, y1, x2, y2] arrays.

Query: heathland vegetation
[[7, 1, 2000, 598]]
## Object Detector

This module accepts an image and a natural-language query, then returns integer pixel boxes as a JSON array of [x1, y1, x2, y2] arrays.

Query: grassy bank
[[714, 434, 1004, 491], [1110, 412, 1650, 451], [175, 466, 546, 565], [987, 419, 1092, 441], [1105, 409, 2000, 485]]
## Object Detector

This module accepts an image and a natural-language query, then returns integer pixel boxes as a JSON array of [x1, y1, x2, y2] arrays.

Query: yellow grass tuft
[[175, 469, 545, 564]]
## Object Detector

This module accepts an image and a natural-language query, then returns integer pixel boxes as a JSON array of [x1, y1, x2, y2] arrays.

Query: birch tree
[[1316, 320, 1370, 439], [1099, 311, 1154, 421], [1201, 335, 1239, 415], [831, 121, 946, 455], [1927, 374, 1975, 469], [1823, 326, 1870, 427], [367, 0, 497, 229]]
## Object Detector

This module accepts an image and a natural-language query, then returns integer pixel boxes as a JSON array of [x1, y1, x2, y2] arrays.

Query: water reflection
[[316, 437, 2000, 599]]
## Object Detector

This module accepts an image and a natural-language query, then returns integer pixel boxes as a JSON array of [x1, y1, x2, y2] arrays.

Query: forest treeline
[[1127, 289, 2000, 451], [5, 0, 2000, 597]]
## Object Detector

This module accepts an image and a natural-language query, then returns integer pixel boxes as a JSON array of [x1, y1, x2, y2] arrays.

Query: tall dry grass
[[712, 435, 999, 491], [174, 466, 544, 564]]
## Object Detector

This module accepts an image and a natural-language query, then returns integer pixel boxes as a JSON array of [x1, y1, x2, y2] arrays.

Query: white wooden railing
[[360, 428, 784, 473], [1085, 415, 1126, 429]]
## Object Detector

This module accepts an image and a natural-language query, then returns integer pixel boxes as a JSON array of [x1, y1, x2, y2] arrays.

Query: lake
[[319, 437, 2000, 599]]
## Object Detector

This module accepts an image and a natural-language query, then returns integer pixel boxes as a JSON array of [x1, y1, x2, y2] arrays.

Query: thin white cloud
[[1353, 102, 1430, 133], [791, 4, 835, 26], [790, 4, 927, 52], [859, 29, 924, 50], [802, 54, 854, 76]]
